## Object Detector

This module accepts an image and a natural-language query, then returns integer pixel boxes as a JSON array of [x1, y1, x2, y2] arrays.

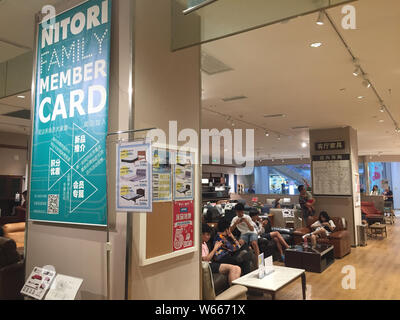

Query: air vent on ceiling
[[4, 110, 31, 120], [222, 95, 247, 102], [264, 114, 286, 119], [291, 126, 309, 130], [201, 52, 233, 75]]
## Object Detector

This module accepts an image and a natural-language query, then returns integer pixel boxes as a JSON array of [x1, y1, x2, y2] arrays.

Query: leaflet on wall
[[29, 0, 112, 226], [21, 267, 56, 300], [152, 148, 172, 202], [173, 151, 194, 200], [45, 274, 83, 300], [173, 200, 194, 251], [116, 141, 152, 212]]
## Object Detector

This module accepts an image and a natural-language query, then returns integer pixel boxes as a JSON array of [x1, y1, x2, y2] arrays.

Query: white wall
[[391, 162, 400, 209], [129, 0, 201, 300]]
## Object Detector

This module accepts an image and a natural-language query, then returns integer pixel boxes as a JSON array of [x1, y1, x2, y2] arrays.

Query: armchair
[[361, 202, 384, 224], [293, 216, 351, 258]]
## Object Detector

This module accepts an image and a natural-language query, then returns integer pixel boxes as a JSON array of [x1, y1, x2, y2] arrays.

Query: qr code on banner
[[47, 194, 59, 215]]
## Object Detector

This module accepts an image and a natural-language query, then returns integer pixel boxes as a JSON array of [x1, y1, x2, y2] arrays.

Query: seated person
[[202, 224, 241, 285], [214, 220, 253, 275], [274, 198, 281, 209], [230, 203, 260, 260], [249, 210, 290, 262], [302, 211, 336, 247]]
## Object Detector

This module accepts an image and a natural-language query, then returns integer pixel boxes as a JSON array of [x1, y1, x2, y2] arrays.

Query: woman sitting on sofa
[[302, 211, 336, 247], [213, 220, 253, 276], [201, 224, 241, 285]]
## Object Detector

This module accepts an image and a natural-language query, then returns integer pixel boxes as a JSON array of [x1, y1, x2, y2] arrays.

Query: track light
[[265, 131, 270, 137], [380, 105, 385, 113], [353, 67, 361, 77], [396, 127, 400, 133], [362, 79, 371, 88], [316, 11, 325, 26]]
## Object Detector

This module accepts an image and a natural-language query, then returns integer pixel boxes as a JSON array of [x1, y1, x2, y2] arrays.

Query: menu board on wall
[[29, 0, 112, 226], [173, 151, 194, 200], [152, 149, 173, 202], [116, 141, 152, 212], [312, 157, 352, 196], [173, 200, 194, 251]]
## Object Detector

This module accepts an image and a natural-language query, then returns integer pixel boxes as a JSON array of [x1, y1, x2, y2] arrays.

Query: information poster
[[21, 267, 56, 300], [45, 274, 83, 300], [116, 141, 152, 212], [173, 200, 194, 251], [173, 151, 194, 200], [29, 0, 112, 226], [152, 148, 172, 202]]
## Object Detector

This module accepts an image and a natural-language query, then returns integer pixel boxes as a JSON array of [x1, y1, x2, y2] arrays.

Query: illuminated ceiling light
[[316, 11, 325, 26], [17, 95, 25, 99], [310, 42, 322, 48], [301, 142, 308, 148], [357, 96, 364, 99], [362, 79, 371, 88], [353, 67, 361, 77], [380, 105, 385, 113], [396, 127, 400, 133], [277, 135, 281, 141], [265, 131, 270, 137]]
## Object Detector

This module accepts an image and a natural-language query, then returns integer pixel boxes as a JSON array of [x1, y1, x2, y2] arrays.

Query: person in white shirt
[[302, 211, 336, 247], [230, 203, 260, 260]]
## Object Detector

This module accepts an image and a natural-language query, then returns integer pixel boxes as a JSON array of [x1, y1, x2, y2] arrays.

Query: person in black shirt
[[383, 186, 394, 214]]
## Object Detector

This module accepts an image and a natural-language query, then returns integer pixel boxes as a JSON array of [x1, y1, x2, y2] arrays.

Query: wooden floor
[[250, 216, 400, 300]]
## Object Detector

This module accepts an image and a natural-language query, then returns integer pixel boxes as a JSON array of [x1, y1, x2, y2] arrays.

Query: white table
[[232, 265, 306, 300]]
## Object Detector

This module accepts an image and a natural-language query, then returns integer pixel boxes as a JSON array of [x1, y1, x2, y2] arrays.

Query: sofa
[[0, 206, 26, 226], [0, 237, 25, 300], [3, 222, 25, 250], [293, 216, 351, 258], [202, 262, 247, 300], [361, 202, 384, 224]]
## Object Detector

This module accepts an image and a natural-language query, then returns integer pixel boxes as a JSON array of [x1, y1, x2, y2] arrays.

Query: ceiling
[[0, 0, 63, 62], [201, 0, 400, 160]]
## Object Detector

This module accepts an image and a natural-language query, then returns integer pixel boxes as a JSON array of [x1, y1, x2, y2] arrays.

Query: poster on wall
[[29, 0, 112, 226], [152, 148, 172, 202], [173, 151, 194, 200], [116, 141, 152, 212], [173, 200, 194, 251], [21, 267, 56, 300]]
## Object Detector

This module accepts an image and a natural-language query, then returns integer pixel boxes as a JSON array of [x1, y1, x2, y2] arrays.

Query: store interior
[[0, 0, 400, 300]]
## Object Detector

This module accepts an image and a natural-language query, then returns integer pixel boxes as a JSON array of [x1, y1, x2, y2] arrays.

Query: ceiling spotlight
[[277, 135, 281, 141], [316, 11, 325, 25], [396, 127, 400, 133], [353, 67, 361, 77], [362, 80, 371, 88], [265, 131, 270, 137], [231, 121, 235, 127], [357, 96, 364, 99], [301, 142, 308, 148], [310, 42, 322, 48], [380, 106, 385, 113]]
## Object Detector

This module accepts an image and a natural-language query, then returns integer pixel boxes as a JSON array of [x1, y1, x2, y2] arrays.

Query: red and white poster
[[173, 200, 194, 251]]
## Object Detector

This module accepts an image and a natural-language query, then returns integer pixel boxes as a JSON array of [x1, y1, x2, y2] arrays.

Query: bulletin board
[[138, 145, 198, 266], [312, 159, 352, 196]]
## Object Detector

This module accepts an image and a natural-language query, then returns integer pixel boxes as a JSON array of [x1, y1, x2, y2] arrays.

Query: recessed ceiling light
[[301, 142, 308, 148], [310, 42, 322, 48], [277, 135, 281, 141], [357, 96, 364, 99], [17, 95, 25, 99], [378, 120, 384, 123]]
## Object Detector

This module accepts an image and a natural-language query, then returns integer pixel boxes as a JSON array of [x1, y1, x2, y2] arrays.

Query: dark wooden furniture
[[285, 244, 335, 273]]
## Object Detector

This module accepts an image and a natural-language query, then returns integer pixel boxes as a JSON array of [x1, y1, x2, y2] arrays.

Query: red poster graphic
[[173, 201, 194, 251]]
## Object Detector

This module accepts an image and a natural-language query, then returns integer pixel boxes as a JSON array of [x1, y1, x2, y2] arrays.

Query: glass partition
[[172, 0, 356, 50]]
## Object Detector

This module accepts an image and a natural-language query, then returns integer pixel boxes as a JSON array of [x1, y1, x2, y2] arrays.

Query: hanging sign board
[[29, 0, 112, 226], [116, 141, 152, 212]]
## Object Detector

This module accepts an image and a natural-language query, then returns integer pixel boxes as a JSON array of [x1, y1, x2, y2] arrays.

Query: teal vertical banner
[[29, 0, 112, 226]]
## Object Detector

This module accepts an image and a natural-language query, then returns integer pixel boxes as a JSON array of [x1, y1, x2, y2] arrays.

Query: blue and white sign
[[29, 0, 112, 226], [116, 141, 152, 212]]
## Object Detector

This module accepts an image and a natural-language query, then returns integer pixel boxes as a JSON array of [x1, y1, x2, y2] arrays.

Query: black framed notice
[[312, 154, 352, 196]]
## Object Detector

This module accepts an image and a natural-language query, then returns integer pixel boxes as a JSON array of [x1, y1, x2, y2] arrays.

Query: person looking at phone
[[230, 203, 260, 261], [202, 224, 241, 285], [302, 211, 336, 247]]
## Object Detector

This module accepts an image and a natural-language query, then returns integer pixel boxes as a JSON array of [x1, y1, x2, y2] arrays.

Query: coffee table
[[232, 266, 306, 300], [369, 223, 387, 238], [285, 244, 335, 273]]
